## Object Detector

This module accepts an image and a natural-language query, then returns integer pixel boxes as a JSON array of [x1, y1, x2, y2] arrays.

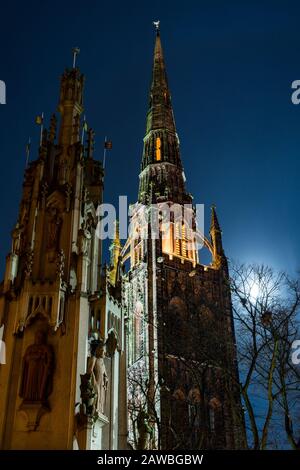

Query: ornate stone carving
[[78, 222, 92, 256], [87, 339, 108, 416], [106, 330, 118, 357], [24, 249, 34, 278], [56, 249, 65, 279], [79, 373, 97, 417], [11, 223, 23, 255], [18, 329, 54, 431], [40, 181, 48, 209], [136, 410, 154, 450], [19, 330, 54, 403]]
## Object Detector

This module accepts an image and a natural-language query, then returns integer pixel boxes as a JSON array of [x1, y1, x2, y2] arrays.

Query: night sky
[[0, 0, 300, 276]]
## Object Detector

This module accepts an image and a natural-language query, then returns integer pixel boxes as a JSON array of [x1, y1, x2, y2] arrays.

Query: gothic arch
[[46, 190, 65, 213], [208, 397, 222, 434], [25, 297, 52, 328], [25, 310, 50, 328]]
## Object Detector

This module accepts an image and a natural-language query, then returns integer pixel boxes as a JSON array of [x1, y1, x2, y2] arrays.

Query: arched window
[[174, 221, 181, 256], [181, 223, 187, 257], [156, 137, 161, 161], [188, 386, 202, 428], [172, 221, 193, 260], [209, 397, 221, 433], [134, 301, 144, 361]]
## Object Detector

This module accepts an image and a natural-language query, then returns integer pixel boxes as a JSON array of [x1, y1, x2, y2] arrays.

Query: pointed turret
[[210, 205, 221, 233], [210, 205, 226, 268], [58, 67, 84, 146], [138, 25, 190, 205], [109, 220, 122, 286]]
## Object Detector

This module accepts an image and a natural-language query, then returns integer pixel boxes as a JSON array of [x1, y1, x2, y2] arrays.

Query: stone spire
[[210, 205, 226, 267], [138, 26, 190, 205], [58, 67, 84, 146], [146, 27, 176, 135], [210, 205, 221, 233]]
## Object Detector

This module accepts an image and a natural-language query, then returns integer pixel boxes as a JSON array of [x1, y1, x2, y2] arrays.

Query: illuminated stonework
[[0, 65, 126, 450], [122, 29, 246, 450]]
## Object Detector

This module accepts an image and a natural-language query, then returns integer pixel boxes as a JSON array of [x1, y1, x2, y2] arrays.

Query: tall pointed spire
[[210, 205, 226, 268], [146, 25, 176, 135], [210, 205, 221, 233], [138, 25, 190, 205]]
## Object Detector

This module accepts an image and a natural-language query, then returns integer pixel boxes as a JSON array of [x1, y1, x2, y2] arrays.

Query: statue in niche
[[19, 330, 54, 403], [79, 373, 97, 417], [78, 220, 92, 256], [11, 223, 23, 255], [87, 339, 108, 415], [47, 207, 62, 250]]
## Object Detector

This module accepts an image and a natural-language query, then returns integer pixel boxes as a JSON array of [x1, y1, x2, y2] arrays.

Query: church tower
[[122, 27, 246, 450], [0, 59, 126, 449]]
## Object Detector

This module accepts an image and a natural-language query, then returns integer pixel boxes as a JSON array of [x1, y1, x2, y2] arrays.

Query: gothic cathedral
[[0, 28, 246, 450]]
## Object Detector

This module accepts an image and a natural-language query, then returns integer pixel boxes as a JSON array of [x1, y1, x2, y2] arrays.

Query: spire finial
[[72, 47, 80, 68], [153, 20, 160, 34]]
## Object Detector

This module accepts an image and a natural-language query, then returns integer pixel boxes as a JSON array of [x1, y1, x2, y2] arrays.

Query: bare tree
[[127, 359, 160, 449], [230, 263, 300, 449]]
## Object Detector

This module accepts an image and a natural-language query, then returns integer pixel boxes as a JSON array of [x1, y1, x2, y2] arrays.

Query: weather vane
[[72, 47, 80, 68], [153, 20, 160, 31]]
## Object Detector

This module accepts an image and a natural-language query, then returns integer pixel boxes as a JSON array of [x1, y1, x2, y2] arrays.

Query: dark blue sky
[[0, 0, 300, 276]]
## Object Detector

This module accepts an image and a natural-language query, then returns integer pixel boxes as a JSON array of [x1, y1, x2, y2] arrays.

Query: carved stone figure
[[78, 221, 92, 256], [24, 249, 34, 278], [136, 410, 154, 450], [106, 330, 118, 357], [87, 339, 108, 415], [11, 223, 22, 255], [20, 330, 54, 403], [79, 373, 97, 416]]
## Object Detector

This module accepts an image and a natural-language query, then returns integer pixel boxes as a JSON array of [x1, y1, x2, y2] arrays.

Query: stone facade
[[0, 66, 126, 450]]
